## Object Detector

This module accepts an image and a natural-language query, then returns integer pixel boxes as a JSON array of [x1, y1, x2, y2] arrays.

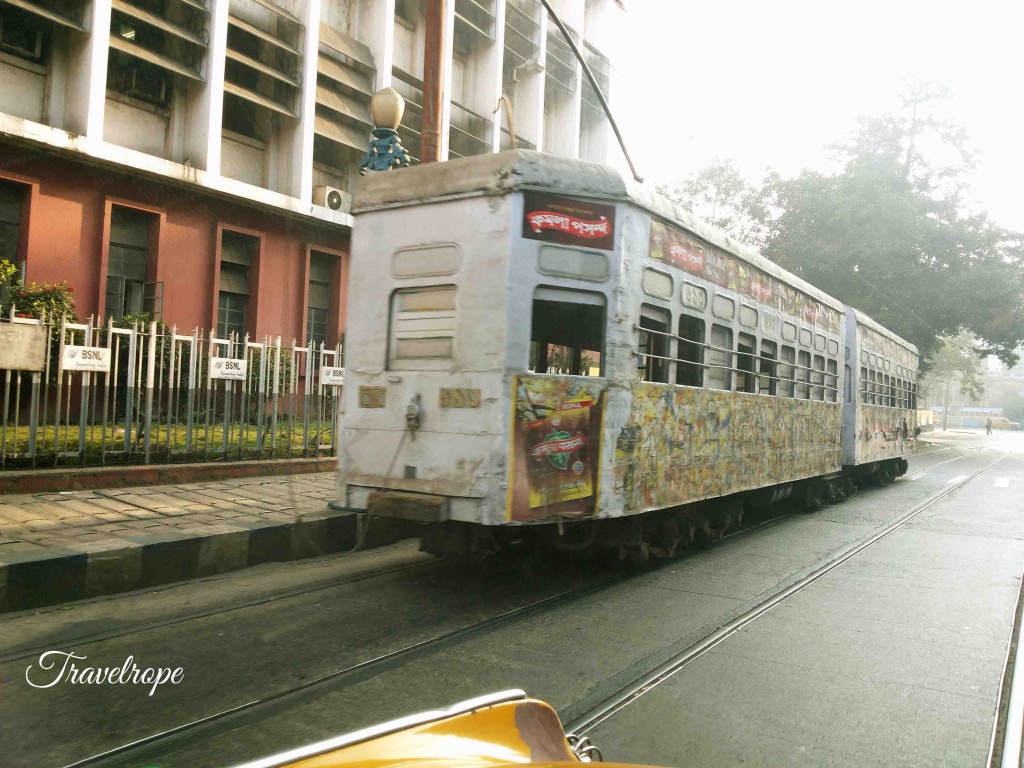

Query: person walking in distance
[[986, 417, 993, 435]]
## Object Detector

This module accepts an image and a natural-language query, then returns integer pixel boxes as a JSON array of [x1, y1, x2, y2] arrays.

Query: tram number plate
[[358, 386, 387, 408], [439, 388, 480, 408]]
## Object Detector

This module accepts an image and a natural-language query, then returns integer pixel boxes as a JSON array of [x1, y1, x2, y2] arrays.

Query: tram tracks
[[0, 549, 440, 665], [6, 444, 974, 668], [51, 446, 990, 766], [564, 445, 1017, 737]]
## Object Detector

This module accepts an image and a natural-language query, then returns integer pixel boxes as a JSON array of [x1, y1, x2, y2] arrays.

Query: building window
[[307, 252, 334, 349], [0, 181, 23, 268], [0, 6, 46, 64], [217, 290, 246, 338], [105, 206, 155, 320], [217, 230, 257, 338]]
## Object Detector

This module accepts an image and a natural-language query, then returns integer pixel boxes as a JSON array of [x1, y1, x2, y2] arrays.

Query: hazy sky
[[612, 1, 1024, 232]]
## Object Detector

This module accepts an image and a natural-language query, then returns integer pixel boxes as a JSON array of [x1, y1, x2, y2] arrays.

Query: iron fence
[[0, 311, 343, 469]]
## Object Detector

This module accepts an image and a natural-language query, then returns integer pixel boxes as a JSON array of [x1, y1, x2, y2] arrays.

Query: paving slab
[[0, 471, 416, 612]]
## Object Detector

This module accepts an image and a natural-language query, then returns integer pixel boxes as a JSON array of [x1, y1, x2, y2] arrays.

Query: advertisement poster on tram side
[[509, 376, 604, 522], [522, 192, 616, 251], [648, 219, 841, 334]]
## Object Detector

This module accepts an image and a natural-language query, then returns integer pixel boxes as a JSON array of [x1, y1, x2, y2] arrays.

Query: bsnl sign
[[61, 345, 111, 373], [210, 357, 248, 381]]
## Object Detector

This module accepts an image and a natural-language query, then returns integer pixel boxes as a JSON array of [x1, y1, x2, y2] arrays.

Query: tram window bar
[[632, 326, 839, 397]]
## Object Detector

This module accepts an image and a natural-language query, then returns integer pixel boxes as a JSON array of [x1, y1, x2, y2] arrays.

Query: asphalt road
[[1, 429, 1020, 768]]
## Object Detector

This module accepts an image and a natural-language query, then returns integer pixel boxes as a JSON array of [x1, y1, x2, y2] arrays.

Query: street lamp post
[[359, 88, 412, 175]]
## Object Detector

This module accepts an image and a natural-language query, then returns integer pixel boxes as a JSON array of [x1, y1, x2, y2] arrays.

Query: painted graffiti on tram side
[[509, 376, 605, 522], [522, 192, 617, 251], [613, 384, 842, 513], [648, 219, 841, 334], [857, 404, 917, 464]]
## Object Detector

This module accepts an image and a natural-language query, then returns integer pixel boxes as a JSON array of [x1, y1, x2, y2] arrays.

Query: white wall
[[103, 97, 169, 158], [0, 57, 45, 124], [221, 132, 266, 186]]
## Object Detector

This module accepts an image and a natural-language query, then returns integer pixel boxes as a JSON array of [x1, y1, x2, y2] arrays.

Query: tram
[[336, 150, 918, 559]]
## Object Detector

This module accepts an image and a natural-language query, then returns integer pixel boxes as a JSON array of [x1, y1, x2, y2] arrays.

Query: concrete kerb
[[0, 457, 337, 495], [0, 509, 420, 613]]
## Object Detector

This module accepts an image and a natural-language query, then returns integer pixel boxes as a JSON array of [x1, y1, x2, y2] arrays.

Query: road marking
[[947, 475, 968, 484], [995, 478, 1010, 488], [906, 473, 926, 481]]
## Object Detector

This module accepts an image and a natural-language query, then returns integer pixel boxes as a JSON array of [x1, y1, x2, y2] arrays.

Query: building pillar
[[183, 0, 229, 175], [485, 0, 507, 151], [64, 0, 112, 143], [290, 0, 322, 204], [358, 0, 397, 91]]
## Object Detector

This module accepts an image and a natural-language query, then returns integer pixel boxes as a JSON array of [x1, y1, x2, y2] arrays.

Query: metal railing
[[0, 311, 343, 469]]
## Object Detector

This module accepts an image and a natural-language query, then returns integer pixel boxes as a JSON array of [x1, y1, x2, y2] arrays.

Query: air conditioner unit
[[313, 186, 351, 212]]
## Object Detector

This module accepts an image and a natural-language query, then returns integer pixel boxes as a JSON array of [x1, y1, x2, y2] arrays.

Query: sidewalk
[[0, 473, 410, 612]]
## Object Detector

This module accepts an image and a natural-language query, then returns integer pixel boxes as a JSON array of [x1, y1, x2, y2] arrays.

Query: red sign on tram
[[522, 192, 616, 251]]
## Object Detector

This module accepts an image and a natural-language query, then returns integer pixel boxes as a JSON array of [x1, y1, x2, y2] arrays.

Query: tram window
[[828, 339, 840, 357], [707, 324, 733, 391], [897, 378, 905, 408], [529, 290, 605, 376], [778, 346, 795, 398], [712, 294, 735, 320], [861, 351, 868, 364], [389, 285, 457, 364], [811, 355, 825, 400], [799, 328, 813, 347], [642, 268, 673, 299], [860, 366, 868, 403], [758, 339, 777, 396], [638, 306, 670, 383], [795, 350, 811, 399], [676, 314, 705, 387], [736, 333, 757, 393], [782, 322, 797, 343], [814, 334, 826, 352], [868, 369, 877, 404], [739, 305, 758, 329], [844, 365, 853, 403], [911, 382, 918, 409], [826, 359, 838, 402]]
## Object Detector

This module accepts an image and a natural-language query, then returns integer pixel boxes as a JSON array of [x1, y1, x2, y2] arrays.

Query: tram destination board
[[522, 191, 616, 250]]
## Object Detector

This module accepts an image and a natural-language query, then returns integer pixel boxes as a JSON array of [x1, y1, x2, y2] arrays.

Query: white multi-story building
[[0, 0, 623, 343]]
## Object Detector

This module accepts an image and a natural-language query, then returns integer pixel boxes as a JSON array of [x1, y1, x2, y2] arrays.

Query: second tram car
[[337, 151, 918, 559]]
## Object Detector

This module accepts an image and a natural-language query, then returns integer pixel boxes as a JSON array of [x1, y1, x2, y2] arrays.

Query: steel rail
[[61, 577, 624, 768], [566, 446, 1017, 736], [0, 553, 437, 666]]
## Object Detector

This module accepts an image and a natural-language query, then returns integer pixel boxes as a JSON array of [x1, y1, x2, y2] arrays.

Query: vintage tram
[[336, 150, 918, 559]]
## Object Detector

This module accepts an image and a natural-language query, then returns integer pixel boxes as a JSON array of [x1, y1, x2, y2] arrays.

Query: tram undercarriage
[[365, 459, 909, 562]]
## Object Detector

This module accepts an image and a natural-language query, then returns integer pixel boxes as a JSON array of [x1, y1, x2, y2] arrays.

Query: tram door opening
[[529, 288, 605, 376]]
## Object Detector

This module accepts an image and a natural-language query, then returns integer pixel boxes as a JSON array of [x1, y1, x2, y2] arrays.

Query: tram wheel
[[877, 462, 897, 486], [803, 483, 827, 513]]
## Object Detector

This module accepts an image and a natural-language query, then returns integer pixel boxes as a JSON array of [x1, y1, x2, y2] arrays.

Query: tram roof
[[852, 308, 919, 358], [354, 150, 916, 349]]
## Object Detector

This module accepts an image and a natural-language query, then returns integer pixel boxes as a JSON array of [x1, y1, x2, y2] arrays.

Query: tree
[[919, 332, 986, 429], [757, 82, 1024, 367], [657, 159, 771, 249]]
